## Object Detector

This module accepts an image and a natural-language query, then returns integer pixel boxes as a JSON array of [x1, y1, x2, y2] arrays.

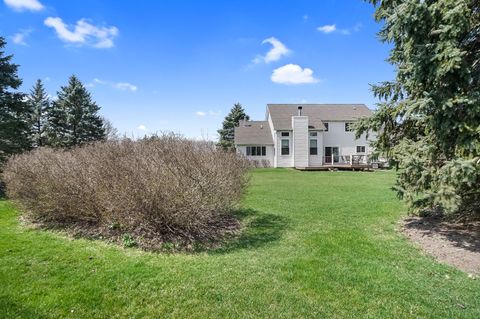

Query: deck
[[295, 155, 372, 171], [295, 164, 371, 171]]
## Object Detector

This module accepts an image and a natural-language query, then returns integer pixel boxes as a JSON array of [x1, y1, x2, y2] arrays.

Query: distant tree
[[47, 75, 105, 147], [102, 117, 119, 140], [217, 103, 249, 150], [27, 79, 50, 147], [0, 37, 31, 165], [358, 0, 480, 218]]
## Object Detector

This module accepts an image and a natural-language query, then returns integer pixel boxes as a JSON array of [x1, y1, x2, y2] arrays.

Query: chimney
[[297, 106, 303, 116]]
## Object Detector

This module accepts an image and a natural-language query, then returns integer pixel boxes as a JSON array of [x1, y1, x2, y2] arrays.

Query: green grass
[[1, 169, 479, 318]]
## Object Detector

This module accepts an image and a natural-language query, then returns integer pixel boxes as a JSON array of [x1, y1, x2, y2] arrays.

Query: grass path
[[1, 169, 479, 318]]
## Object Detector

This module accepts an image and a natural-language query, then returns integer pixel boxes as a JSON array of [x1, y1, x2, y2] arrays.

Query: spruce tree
[[217, 103, 249, 150], [47, 75, 105, 147], [358, 0, 480, 218], [0, 37, 31, 165], [28, 79, 50, 147]]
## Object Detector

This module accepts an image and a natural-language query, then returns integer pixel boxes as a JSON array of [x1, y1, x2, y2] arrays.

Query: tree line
[[0, 37, 106, 165]]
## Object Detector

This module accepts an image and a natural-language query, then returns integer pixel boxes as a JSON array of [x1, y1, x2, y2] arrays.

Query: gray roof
[[234, 121, 274, 145], [267, 104, 372, 130]]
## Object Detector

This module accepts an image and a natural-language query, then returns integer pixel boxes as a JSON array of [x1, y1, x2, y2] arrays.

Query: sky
[[1, 0, 394, 140]]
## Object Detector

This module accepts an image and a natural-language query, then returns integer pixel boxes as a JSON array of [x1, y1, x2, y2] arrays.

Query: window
[[246, 146, 266, 156], [309, 139, 318, 155], [323, 123, 329, 132], [281, 132, 290, 137], [281, 139, 290, 155], [309, 132, 317, 137], [345, 122, 354, 132], [356, 146, 366, 153]]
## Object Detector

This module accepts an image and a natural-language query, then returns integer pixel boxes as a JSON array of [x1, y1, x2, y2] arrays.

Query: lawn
[[1, 169, 479, 318]]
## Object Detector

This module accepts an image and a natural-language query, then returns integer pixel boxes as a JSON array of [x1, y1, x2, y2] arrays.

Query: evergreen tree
[[217, 103, 249, 150], [358, 0, 480, 218], [0, 37, 31, 165], [27, 79, 50, 147], [47, 75, 105, 147]]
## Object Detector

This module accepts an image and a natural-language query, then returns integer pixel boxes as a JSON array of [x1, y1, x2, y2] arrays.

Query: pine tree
[[217, 103, 249, 150], [47, 75, 105, 147], [0, 37, 31, 165], [358, 0, 480, 218], [28, 79, 50, 147]]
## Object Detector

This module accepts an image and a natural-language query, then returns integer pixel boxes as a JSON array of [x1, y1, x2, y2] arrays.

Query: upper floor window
[[356, 146, 366, 153], [323, 123, 329, 132], [281, 132, 290, 137], [345, 122, 354, 132], [309, 132, 317, 137], [281, 139, 290, 155], [246, 146, 266, 156]]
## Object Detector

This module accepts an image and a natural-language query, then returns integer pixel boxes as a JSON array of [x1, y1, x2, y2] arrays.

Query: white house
[[234, 104, 374, 168]]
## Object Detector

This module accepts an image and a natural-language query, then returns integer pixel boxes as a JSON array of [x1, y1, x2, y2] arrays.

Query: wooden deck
[[295, 164, 371, 171]]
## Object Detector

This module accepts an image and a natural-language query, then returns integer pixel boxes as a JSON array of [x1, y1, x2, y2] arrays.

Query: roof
[[267, 104, 372, 130], [234, 121, 274, 145]]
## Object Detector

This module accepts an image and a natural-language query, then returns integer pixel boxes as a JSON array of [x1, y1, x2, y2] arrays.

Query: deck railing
[[323, 155, 367, 165]]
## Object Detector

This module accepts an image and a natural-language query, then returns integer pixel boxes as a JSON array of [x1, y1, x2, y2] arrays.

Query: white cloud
[[209, 110, 221, 117], [253, 37, 290, 64], [317, 24, 336, 34], [114, 82, 137, 92], [4, 0, 43, 11], [11, 28, 33, 46], [137, 124, 147, 131], [271, 64, 319, 85], [88, 78, 137, 92], [44, 17, 119, 48], [317, 23, 362, 35], [196, 111, 207, 117]]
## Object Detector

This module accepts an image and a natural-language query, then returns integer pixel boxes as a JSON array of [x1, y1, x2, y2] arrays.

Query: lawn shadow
[[211, 208, 289, 254], [0, 296, 50, 319], [403, 216, 480, 253]]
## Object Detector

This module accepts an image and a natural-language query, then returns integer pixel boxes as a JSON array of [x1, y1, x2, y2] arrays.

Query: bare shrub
[[2, 134, 250, 249]]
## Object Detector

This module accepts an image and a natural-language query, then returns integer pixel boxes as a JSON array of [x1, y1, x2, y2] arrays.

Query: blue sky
[[1, 0, 393, 139]]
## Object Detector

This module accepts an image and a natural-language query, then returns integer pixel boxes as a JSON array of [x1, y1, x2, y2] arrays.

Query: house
[[234, 104, 374, 168]]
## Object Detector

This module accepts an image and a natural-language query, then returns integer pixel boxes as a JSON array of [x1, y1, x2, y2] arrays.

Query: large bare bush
[[3, 134, 250, 249]]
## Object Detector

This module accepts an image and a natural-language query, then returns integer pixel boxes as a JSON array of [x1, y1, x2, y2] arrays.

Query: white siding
[[292, 116, 309, 168], [322, 121, 372, 163], [275, 131, 293, 167], [236, 145, 274, 167], [308, 132, 323, 166], [267, 113, 278, 167]]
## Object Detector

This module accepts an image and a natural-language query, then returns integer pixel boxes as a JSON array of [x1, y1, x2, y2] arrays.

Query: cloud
[[317, 24, 336, 34], [4, 0, 43, 11], [253, 37, 291, 64], [88, 78, 137, 92], [196, 110, 221, 117], [114, 82, 137, 92], [208, 110, 221, 117], [11, 28, 33, 46], [137, 124, 147, 131], [44, 17, 119, 48], [317, 23, 362, 35], [303, 15, 309, 21], [271, 64, 319, 85]]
